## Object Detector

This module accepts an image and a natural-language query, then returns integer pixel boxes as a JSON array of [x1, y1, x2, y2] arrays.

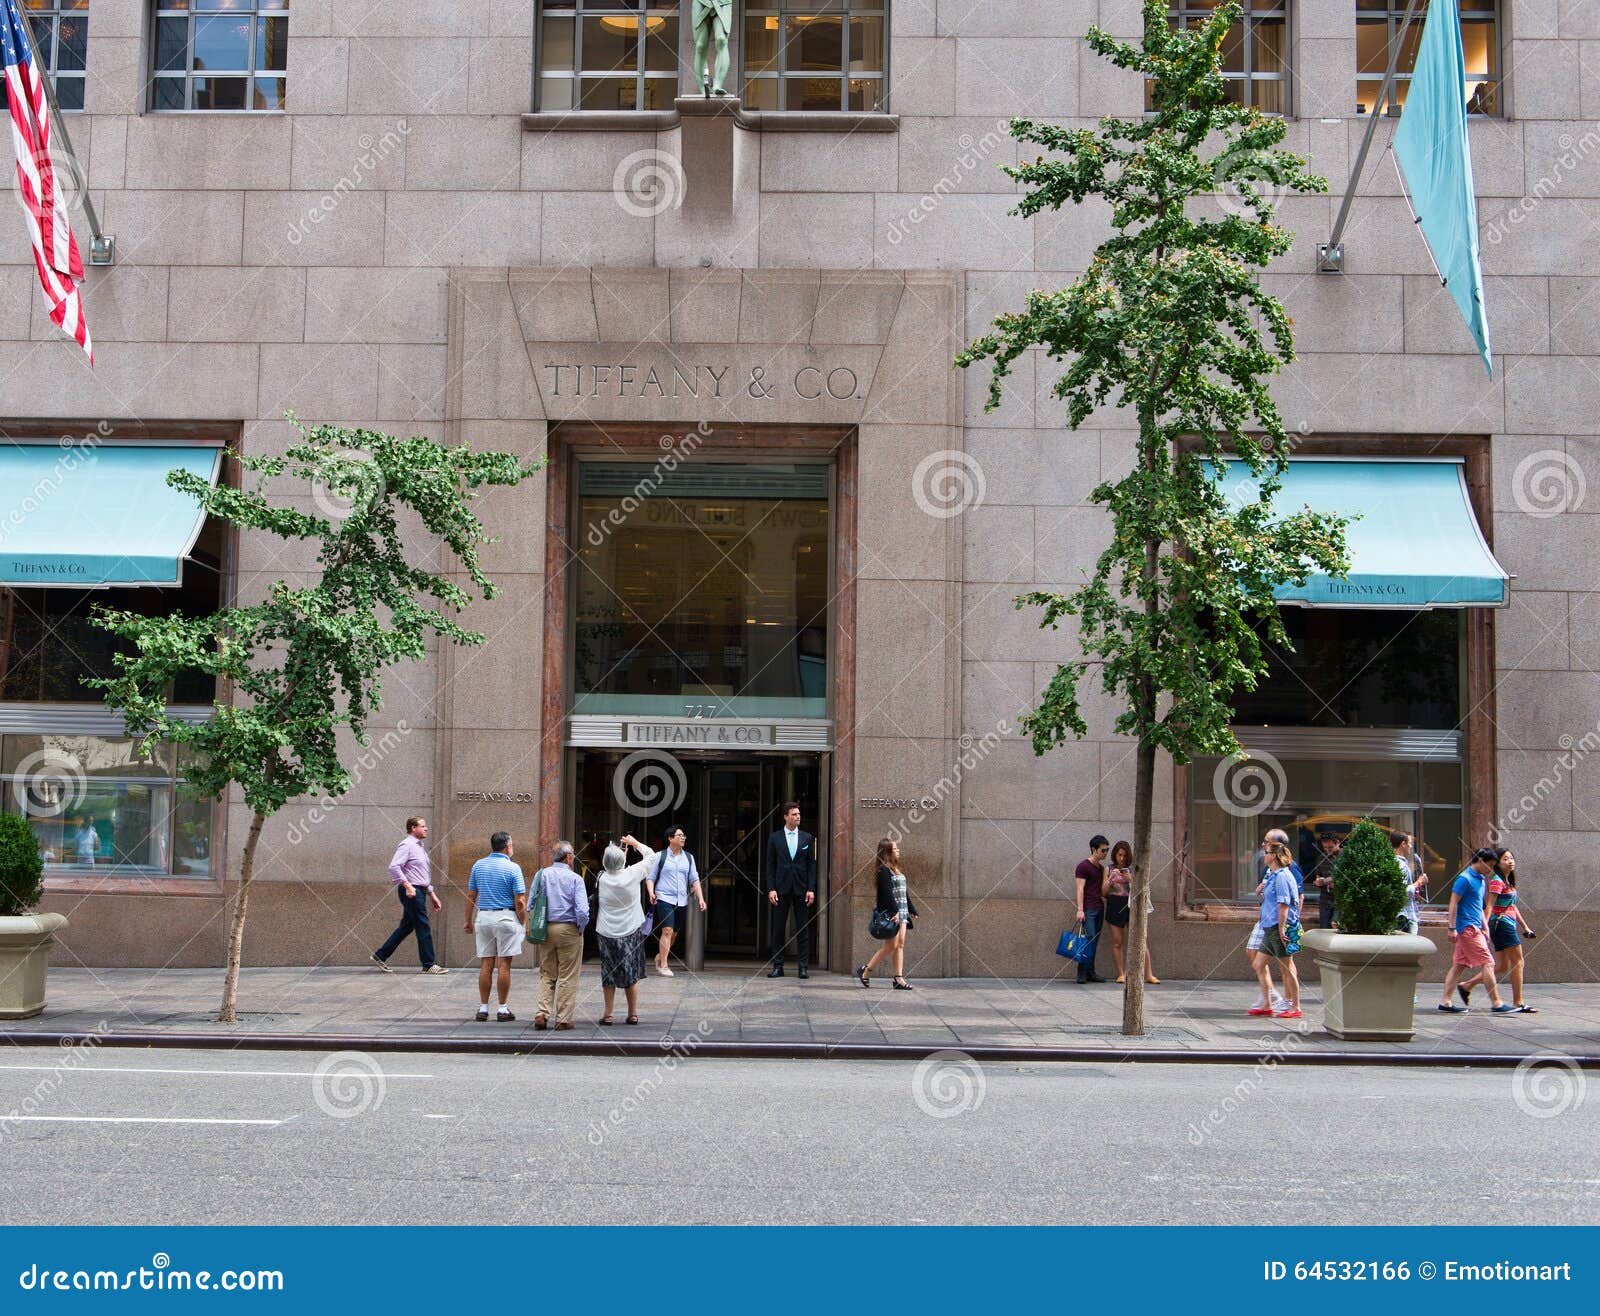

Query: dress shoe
[[534, 1015, 548, 1030], [797, 966, 809, 979], [767, 966, 784, 978], [554, 1021, 574, 1031]]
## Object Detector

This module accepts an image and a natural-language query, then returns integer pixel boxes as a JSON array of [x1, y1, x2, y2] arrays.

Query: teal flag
[[1392, 0, 1492, 376]]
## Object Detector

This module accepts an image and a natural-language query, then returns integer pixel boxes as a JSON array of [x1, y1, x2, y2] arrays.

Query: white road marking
[[4, 1116, 282, 1126], [0, 1064, 433, 1079]]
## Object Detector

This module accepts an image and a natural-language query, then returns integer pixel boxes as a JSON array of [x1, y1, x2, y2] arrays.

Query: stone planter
[[1302, 928, 1436, 1042], [0, 913, 69, 1020]]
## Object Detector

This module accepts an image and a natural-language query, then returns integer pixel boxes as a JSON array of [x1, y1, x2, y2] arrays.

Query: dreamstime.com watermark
[[912, 1050, 986, 1119], [0, 422, 113, 552], [585, 421, 712, 547], [584, 1020, 715, 1145], [883, 118, 1010, 245], [1186, 1028, 1310, 1146], [17, 1255, 284, 1294], [284, 723, 412, 845], [286, 120, 409, 246], [882, 722, 1010, 844], [1511, 1054, 1587, 1120], [0, 1025, 112, 1142], [1483, 124, 1600, 246], [1493, 720, 1600, 837]]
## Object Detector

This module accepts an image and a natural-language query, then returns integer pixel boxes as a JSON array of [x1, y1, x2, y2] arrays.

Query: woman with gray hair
[[595, 833, 654, 1025]]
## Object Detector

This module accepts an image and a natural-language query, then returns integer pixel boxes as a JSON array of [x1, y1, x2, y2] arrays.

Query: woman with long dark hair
[[1487, 846, 1537, 1012], [1103, 840, 1159, 985], [857, 837, 917, 990]]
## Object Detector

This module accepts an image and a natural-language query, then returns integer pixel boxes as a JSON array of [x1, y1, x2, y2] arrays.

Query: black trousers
[[769, 890, 812, 969], [375, 886, 437, 968]]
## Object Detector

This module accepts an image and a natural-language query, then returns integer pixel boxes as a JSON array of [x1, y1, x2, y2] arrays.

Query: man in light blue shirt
[[533, 841, 589, 1030], [464, 832, 527, 1022], [646, 825, 706, 976]]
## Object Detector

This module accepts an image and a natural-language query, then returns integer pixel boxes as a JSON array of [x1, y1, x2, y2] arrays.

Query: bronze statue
[[691, 0, 734, 97]]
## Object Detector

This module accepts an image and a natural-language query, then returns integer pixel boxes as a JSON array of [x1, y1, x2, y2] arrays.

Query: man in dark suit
[[765, 801, 817, 978]]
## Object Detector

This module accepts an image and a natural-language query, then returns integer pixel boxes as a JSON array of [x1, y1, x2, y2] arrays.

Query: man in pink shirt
[[372, 815, 447, 974]]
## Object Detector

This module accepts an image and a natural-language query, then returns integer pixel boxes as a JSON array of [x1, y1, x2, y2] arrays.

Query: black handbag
[[868, 908, 900, 940]]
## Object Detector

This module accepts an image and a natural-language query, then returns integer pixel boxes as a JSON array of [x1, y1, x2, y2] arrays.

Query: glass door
[[702, 764, 763, 956]]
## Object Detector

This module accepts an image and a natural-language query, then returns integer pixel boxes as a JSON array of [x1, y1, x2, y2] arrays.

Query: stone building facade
[[2, 1, 1595, 980]]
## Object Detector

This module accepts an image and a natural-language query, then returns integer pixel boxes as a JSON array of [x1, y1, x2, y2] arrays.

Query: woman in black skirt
[[1103, 840, 1158, 985], [857, 837, 917, 990]]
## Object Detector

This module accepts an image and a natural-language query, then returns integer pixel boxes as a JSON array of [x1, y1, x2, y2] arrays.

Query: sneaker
[[1458, 984, 1472, 1006], [421, 964, 448, 975], [1490, 1003, 1517, 1014], [1272, 994, 1290, 1012], [371, 954, 393, 973], [658, 964, 674, 977], [1437, 1003, 1467, 1013]]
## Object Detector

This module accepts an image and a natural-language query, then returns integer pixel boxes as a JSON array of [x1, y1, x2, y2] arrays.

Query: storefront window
[[1189, 607, 1466, 906], [0, 517, 223, 704], [573, 461, 830, 718], [1, 733, 214, 877], [1234, 607, 1461, 729]]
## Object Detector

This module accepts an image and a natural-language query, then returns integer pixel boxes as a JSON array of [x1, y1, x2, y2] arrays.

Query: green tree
[[1330, 821, 1408, 936], [91, 421, 539, 1022], [957, 0, 1349, 1035]]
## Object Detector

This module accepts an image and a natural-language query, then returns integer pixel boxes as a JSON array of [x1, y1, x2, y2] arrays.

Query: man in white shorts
[[463, 832, 528, 1021]]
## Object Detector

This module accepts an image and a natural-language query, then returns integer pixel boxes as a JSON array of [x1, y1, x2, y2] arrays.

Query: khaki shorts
[[474, 908, 524, 959]]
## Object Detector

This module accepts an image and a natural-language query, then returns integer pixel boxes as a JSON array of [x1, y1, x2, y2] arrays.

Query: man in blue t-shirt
[[1438, 848, 1514, 1014], [463, 832, 528, 1022]]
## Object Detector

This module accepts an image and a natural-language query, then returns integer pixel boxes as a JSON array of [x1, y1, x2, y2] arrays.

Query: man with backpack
[[646, 825, 707, 976]]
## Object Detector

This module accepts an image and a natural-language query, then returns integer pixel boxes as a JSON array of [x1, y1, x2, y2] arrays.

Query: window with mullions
[[0, 1, 88, 113], [150, 0, 288, 112], [1357, 0, 1500, 117], [744, 3, 886, 113], [538, 1, 680, 112], [1148, 2, 1287, 115]]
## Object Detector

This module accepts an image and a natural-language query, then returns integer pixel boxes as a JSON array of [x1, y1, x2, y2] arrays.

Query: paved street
[[1, 1048, 1594, 1225], [7, 966, 1598, 1060]]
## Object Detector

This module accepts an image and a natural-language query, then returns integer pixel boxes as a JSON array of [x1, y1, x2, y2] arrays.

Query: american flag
[[1, 0, 91, 361]]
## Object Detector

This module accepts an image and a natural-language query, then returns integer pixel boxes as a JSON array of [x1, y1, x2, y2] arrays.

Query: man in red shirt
[[1073, 835, 1109, 984]]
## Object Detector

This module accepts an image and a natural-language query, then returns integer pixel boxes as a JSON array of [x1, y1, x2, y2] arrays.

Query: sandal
[[1517, 1004, 1540, 1013], [892, 977, 913, 990], [626, 1015, 640, 1024], [856, 964, 871, 987], [598, 1016, 614, 1025], [1145, 976, 1161, 985]]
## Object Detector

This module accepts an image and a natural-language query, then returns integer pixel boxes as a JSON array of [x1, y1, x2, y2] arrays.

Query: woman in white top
[[595, 834, 654, 1025]]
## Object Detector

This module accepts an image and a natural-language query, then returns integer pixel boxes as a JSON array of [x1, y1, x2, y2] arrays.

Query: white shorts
[[475, 908, 525, 958], [1246, 924, 1266, 952]]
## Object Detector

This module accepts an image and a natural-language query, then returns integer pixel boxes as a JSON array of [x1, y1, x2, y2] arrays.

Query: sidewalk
[[4, 966, 1596, 1065]]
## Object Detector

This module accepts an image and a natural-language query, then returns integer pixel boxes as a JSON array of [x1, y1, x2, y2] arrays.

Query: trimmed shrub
[[0, 813, 44, 917], [1330, 820, 1407, 935]]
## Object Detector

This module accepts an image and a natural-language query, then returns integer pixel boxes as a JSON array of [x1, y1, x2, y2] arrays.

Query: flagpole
[[9, 4, 113, 264], [1318, 0, 1424, 273]]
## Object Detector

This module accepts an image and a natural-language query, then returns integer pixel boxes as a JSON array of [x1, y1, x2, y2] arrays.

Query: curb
[[3, 1029, 1596, 1069]]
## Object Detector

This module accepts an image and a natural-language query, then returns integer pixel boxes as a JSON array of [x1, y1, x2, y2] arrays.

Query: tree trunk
[[1123, 732, 1156, 1037], [218, 811, 265, 1023]]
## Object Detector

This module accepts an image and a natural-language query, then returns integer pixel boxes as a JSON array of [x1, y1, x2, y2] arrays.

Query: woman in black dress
[[857, 837, 917, 990]]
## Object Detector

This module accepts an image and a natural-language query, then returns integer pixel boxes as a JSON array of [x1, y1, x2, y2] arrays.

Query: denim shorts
[[1490, 918, 1521, 951]]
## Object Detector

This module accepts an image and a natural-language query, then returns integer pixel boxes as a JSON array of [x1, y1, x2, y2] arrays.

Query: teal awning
[[1216, 457, 1508, 608], [0, 443, 221, 588]]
